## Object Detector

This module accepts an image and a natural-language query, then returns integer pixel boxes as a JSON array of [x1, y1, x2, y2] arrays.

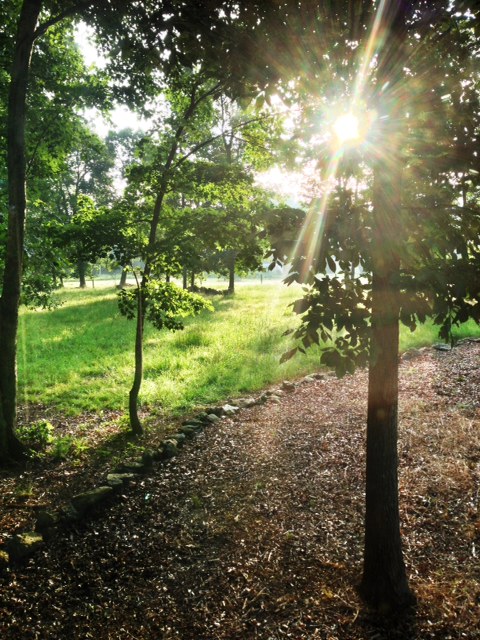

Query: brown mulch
[[0, 342, 479, 639]]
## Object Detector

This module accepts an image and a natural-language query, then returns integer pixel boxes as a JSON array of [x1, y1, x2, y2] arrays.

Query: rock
[[282, 380, 295, 392], [259, 393, 269, 403], [182, 418, 204, 427], [206, 413, 221, 423], [6, 532, 43, 562], [311, 372, 327, 380], [106, 472, 137, 488], [433, 343, 452, 352], [35, 510, 58, 533], [170, 432, 186, 445], [272, 389, 285, 396], [0, 550, 9, 575], [141, 450, 154, 469], [222, 404, 239, 416], [196, 412, 209, 423], [303, 375, 316, 383], [161, 440, 179, 459], [236, 397, 257, 408], [206, 406, 224, 417], [106, 476, 124, 490], [60, 505, 81, 524], [179, 425, 198, 438], [71, 486, 114, 515], [114, 461, 147, 474], [269, 396, 282, 404]]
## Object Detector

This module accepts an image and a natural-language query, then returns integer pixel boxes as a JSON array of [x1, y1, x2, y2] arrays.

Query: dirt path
[[1, 343, 479, 639]]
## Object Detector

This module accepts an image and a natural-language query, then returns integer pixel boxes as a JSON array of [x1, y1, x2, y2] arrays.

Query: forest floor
[[0, 342, 479, 639]]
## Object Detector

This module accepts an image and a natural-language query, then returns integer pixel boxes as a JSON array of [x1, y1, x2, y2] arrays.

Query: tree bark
[[227, 250, 236, 295], [78, 260, 87, 288], [118, 267, 128, 288], [359, 0, 415, 612], [182, 266, 188, 290], [0, 0, 42, 465]]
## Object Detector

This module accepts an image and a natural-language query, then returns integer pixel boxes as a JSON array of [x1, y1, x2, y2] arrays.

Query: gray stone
[[281, 380, 295, 392], [106, 472, 137, 488], [311, 372, 327, 380], [433, 343, 452, 352], [222, 404, 239, 416], [182, 418, 203, 427], [269, 396, 282, 404], [161, 440, 179, 459], [115, 461, 146, 474], [236, 397, 257, 408], [206, 406, 224, 417], [71, 486, 114, 515], [6, 532, 43, 562], [170, 432, 186, 445], [259, 393, 269, 403], [303, 375, 316, 383], [180, 425, 198, 438], [196, 412, 209, 422], [206, 413, 221, 423]]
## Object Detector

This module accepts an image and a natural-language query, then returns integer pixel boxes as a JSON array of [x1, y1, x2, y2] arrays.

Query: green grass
[[17, 283, 480, 419]]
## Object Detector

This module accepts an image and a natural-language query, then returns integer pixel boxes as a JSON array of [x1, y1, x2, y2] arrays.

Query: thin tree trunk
[[359, 0, 414, 611], [190, 271, 195, 289], [128, 288, 144, 436], [0, 0, 42, 465], [182, 266, 188, 290], [227, 253, 235, 294], [118, 267, 128, 288]]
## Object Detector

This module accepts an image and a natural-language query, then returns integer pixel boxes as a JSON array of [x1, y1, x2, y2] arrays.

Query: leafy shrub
[[16, 420, 54, 451]]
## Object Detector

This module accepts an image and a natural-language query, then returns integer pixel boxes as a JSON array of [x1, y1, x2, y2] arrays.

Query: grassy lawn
[[18, 282, 480, 419]]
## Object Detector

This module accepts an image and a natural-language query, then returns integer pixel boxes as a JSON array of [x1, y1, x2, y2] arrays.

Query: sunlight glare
[[333, 113, 361, 145]]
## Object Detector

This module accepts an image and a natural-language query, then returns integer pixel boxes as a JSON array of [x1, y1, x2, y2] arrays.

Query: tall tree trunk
[[359, 0, 414, 612], [78, 260, 87, 288], [0, 0, 42, 465], [118, 267, 128, 288], [128, 289, 144, 436], [190, 271, 195, 290], [227, 252, 236, 294], [182, 266, 188, 290]]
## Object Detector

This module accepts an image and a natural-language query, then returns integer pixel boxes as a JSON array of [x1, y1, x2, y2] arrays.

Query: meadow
[[17, 281, 480, 420]]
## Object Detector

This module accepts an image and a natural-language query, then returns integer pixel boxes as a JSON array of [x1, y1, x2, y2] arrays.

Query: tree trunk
[[0, 0, 42, 465], [182, 266, 188, 290], [227, 251, 236, 294], [78, 260, 87, 288], [359, 0, 414, 611], [128, 289, 144, 436], [190, 271, 195, 289], [118, 267, 128, 288]]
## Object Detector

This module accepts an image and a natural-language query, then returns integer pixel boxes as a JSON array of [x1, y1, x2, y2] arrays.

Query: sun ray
[[289, 1, 390, 281]]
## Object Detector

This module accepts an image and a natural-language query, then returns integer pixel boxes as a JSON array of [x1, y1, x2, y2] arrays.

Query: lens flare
[[333, 113, 361, 144]]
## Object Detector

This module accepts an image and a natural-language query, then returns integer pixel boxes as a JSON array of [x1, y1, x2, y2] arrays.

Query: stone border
[[5, 339, 475, 573], [1, 386, 316, 573]]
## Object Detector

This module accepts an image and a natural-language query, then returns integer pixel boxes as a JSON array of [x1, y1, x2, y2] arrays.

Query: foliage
[[16, 419, 54, 452], [118, 280, 213, 332]]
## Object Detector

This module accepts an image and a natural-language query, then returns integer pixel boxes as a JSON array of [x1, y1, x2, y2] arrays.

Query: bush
[[16, 420, 54, 452]]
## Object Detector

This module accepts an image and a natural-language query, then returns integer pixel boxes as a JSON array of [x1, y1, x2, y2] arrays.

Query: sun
[[333, 112, 361, 145]]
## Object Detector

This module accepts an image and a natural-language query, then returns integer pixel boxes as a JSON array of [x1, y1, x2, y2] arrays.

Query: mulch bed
[[0, 342, 479, 639]]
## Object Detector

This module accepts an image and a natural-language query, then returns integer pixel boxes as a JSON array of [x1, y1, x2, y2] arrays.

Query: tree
[[0, 0, 105, 464], [277, 0, 480, 610]]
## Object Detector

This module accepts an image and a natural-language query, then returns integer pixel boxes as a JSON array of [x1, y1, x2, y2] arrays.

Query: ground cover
[[0, 341, 479, 639], [17, 282, 480, 418]]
